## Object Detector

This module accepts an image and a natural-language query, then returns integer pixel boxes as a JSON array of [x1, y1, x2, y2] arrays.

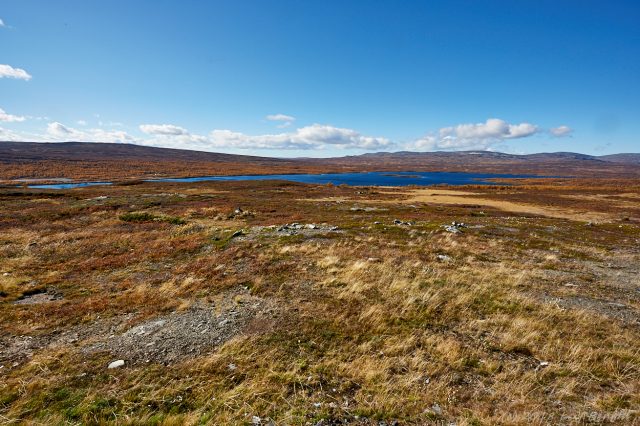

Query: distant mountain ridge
[[0, 141, 289, 163], [1, 141, 638, 181], [597, 153, 640, 164], [352, 150, 640, 164], [1, 141, 637, 164]]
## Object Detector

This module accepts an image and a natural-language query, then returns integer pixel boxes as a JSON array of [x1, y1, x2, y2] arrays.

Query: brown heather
[[0, 177, 639, 425]]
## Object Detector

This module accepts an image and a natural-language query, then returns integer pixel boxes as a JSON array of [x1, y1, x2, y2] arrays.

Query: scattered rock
[[436, 254, 452, 262], [108, 359, 125, 369], [443, 221, 467, 233], [13, 290, 62, 305], [349, 206, 382, 212], [278, 223, 303, 232], [431, 403, 443, 416], [229, 207, 254, 219], [535, 361, 550, 371], [87, 289, 271, 365], [274, 223, 339, 236]]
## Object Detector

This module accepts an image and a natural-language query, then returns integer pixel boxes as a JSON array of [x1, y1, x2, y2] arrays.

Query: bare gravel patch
[[90, 290, 273, 365]]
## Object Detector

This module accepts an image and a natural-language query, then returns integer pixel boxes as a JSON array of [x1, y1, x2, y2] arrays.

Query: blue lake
[[24, 171, 541, 189], [26, 181, 113, 189]]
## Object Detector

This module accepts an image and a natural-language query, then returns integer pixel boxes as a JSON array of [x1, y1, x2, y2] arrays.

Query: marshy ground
[[0, 178, 639, 425]]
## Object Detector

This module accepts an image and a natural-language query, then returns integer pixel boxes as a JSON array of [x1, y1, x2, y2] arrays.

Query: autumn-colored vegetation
[[1, 177, 638, 424], [2, 142, 640, 183]]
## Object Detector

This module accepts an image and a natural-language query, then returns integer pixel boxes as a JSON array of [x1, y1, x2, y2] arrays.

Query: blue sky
[[1, 1, 638, 156]]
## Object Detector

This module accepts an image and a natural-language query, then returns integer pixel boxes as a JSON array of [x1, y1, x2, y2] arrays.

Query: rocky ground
[[0, 179, 639, 425]]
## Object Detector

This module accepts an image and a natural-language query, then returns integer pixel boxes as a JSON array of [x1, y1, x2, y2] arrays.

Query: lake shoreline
[[17, 171, 552, 189]]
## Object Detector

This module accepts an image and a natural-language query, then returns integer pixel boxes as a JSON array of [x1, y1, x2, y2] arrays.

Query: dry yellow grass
[[0, 180, 638, 424], [304, 188, 617, 222]]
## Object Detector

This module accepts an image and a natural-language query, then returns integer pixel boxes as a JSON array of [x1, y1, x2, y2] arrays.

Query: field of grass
[[1, 179, 639, 425]]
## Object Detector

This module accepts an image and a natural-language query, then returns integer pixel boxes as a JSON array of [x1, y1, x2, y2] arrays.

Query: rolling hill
[[1, 141, 638, 181]]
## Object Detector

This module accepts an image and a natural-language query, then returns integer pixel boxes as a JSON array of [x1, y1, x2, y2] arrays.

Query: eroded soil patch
[[90, 290, 272, 365]]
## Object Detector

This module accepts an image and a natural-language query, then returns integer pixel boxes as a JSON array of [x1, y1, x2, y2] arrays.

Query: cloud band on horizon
[[1, 118, 572, 153]]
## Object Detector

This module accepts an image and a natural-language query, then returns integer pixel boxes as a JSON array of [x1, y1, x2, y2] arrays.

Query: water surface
[[25, 171, 541, 189], [27, 181, 113, 189], [152, 171, 538, 186]]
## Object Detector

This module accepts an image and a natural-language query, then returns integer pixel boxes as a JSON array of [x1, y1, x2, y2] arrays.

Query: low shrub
[[119, 212, 186, 225], [119, 212, 157, 222]]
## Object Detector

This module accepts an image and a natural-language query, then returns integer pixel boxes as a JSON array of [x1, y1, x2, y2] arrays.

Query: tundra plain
[[1, 175, 639, 425]]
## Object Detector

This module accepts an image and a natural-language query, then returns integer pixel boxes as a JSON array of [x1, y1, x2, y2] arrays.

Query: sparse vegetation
[[120, 211, 186, 225], [0, 179, 638, 424]]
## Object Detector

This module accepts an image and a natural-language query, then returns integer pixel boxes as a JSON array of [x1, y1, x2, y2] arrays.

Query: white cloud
[[410, 118, 540, 151], [139, 124, 189, 136], [46, 122, 134, 143], [3, 117, 569, 154], [0, 126, 23, 141], [0, 64, 32, 80], [266, 113, 295, 122], [441, 118, 538, 141], [77, 120, 88, 126], [0, 19, 5, 27], [0, 108, 26, 122], [503, 122, 538, 138], [550, 125, 572, 137], [208, 124, 392, 150], [266, 113, 296, 128], [134, 123, 392, 151], [47, 122, 73, 137]]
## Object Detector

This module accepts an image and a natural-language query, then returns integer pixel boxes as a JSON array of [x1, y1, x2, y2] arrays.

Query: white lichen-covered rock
[[108, 359, 125, 369]]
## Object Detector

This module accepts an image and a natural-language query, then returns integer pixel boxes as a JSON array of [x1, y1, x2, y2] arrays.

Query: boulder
[[108, 359, 125, 369]]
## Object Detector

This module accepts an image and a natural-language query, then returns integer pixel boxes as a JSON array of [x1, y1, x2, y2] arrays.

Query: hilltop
[[1, 141, 639, 181]]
